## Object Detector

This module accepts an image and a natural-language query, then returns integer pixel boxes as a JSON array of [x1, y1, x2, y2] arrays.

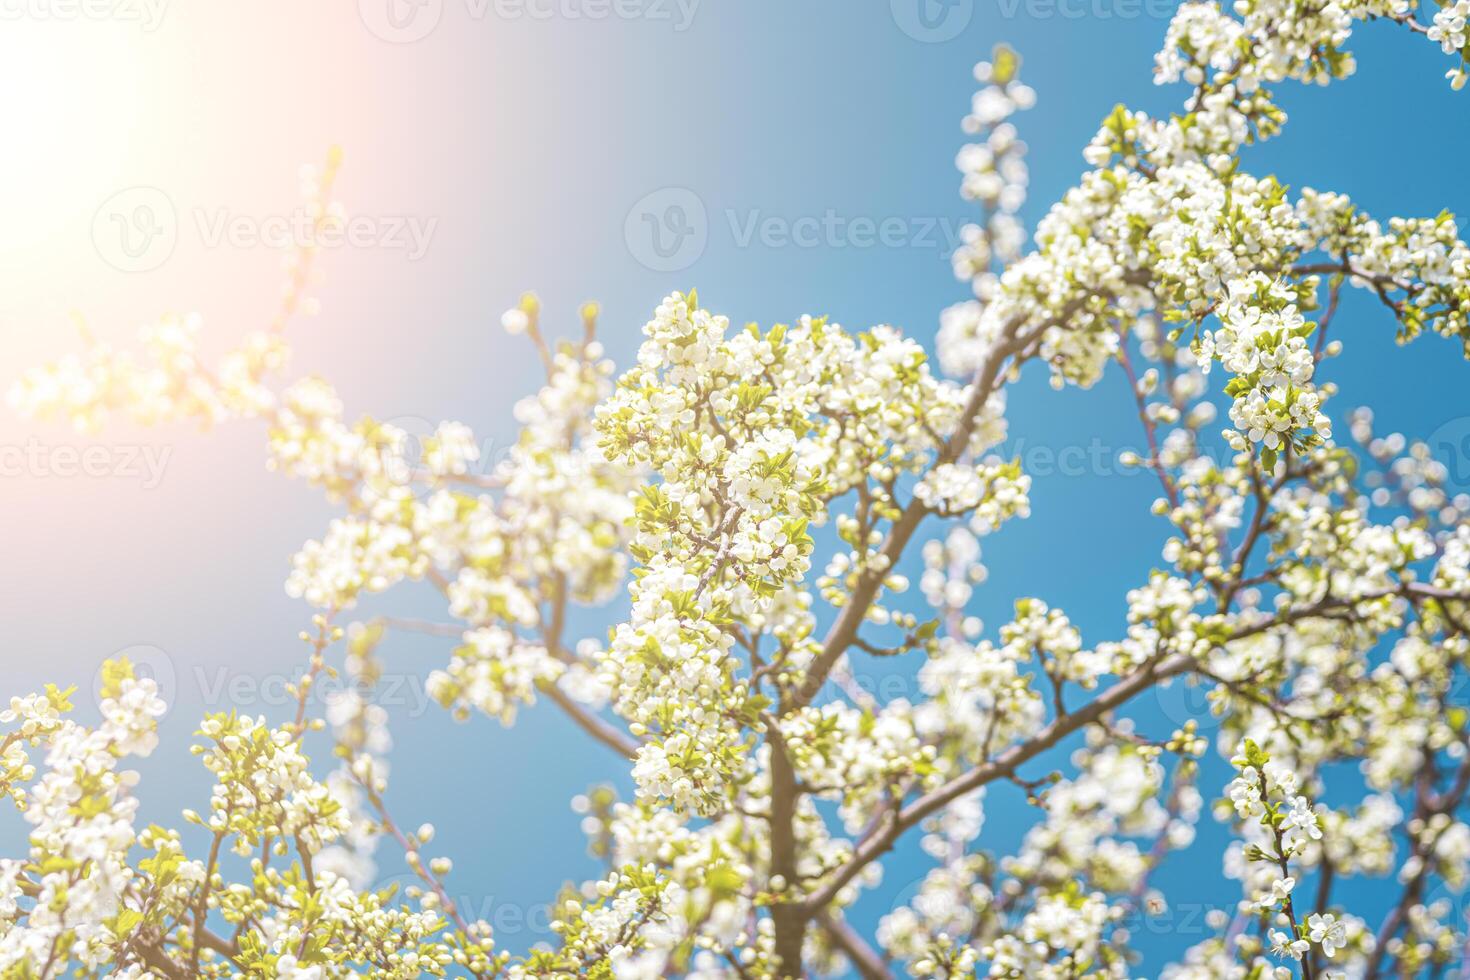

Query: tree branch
[[798, 650, 1194, 914], [818, 912, 893, 980], [786, 313, 1050, 714]]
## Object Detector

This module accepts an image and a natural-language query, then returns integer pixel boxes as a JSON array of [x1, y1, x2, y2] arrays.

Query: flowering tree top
[[6, 1, 1470, 978]]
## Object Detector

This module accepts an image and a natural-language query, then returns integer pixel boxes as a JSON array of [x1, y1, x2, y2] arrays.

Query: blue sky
[[2, 0, 1468, 973]]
